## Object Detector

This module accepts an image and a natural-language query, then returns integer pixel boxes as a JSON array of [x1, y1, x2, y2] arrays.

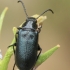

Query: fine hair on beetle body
[[8, 0, 54, 70]]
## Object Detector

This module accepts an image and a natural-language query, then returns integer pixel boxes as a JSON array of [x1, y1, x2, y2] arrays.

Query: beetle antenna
[[36, 9, 54, 19], [18, 0, 28, 18]]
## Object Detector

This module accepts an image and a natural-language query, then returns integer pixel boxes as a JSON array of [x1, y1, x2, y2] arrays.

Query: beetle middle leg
[[8, 32, 18, 70], [8, 32, 17, 53], [8, 43, 16, 54], [8, 31, 18, 52]]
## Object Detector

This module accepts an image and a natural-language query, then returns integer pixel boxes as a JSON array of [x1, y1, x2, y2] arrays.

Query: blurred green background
[[0, 0, 70, 70]]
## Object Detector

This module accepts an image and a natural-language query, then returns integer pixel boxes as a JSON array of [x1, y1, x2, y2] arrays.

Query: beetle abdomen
[[15, 30, 38, 70]]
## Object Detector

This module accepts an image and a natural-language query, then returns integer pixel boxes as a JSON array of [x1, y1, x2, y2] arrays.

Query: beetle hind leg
[[13, 62, 16, 70], [31, 45, 42, 70], [37, 44, 42, 59]]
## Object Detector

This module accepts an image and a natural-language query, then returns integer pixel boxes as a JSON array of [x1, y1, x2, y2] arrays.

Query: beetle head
[[18, 0, 54, 32], [22, 17, 38, 29]]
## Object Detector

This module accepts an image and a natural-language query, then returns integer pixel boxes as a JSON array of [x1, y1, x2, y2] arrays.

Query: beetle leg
[[7, 43, 16, 70], [8, 43, 16, 48], [15, 32, 18, 42], [37, 44, 42, 59], [37, 25, 42, 33], [31, 67, 36, 70], [13, 62, 16, 70], [30, 45, 42, 70], [8, 43, 16, 54], [8, 33, 18, 70], [8, 32, 18, 53], [12, 33, 18, 70]]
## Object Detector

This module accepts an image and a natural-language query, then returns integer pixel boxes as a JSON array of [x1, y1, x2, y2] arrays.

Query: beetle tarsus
[[13, 62, 16, 70], [8, 43, 16, 48]]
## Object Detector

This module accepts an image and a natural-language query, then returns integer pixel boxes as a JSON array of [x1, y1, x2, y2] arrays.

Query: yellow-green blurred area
[[0, 0, 70, 70]]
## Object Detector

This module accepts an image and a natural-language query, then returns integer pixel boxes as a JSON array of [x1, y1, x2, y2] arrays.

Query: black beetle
[[8, 0, 54, 70]]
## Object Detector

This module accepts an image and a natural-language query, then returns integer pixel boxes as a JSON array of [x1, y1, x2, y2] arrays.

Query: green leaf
[[0, 27, 17, 70], [35, 45, 60, 68], [0, 12, 60, 70], [0, 7, 8, 33]]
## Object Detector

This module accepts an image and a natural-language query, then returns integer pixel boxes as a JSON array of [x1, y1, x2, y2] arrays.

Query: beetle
[[8, 0, 54, 70]]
